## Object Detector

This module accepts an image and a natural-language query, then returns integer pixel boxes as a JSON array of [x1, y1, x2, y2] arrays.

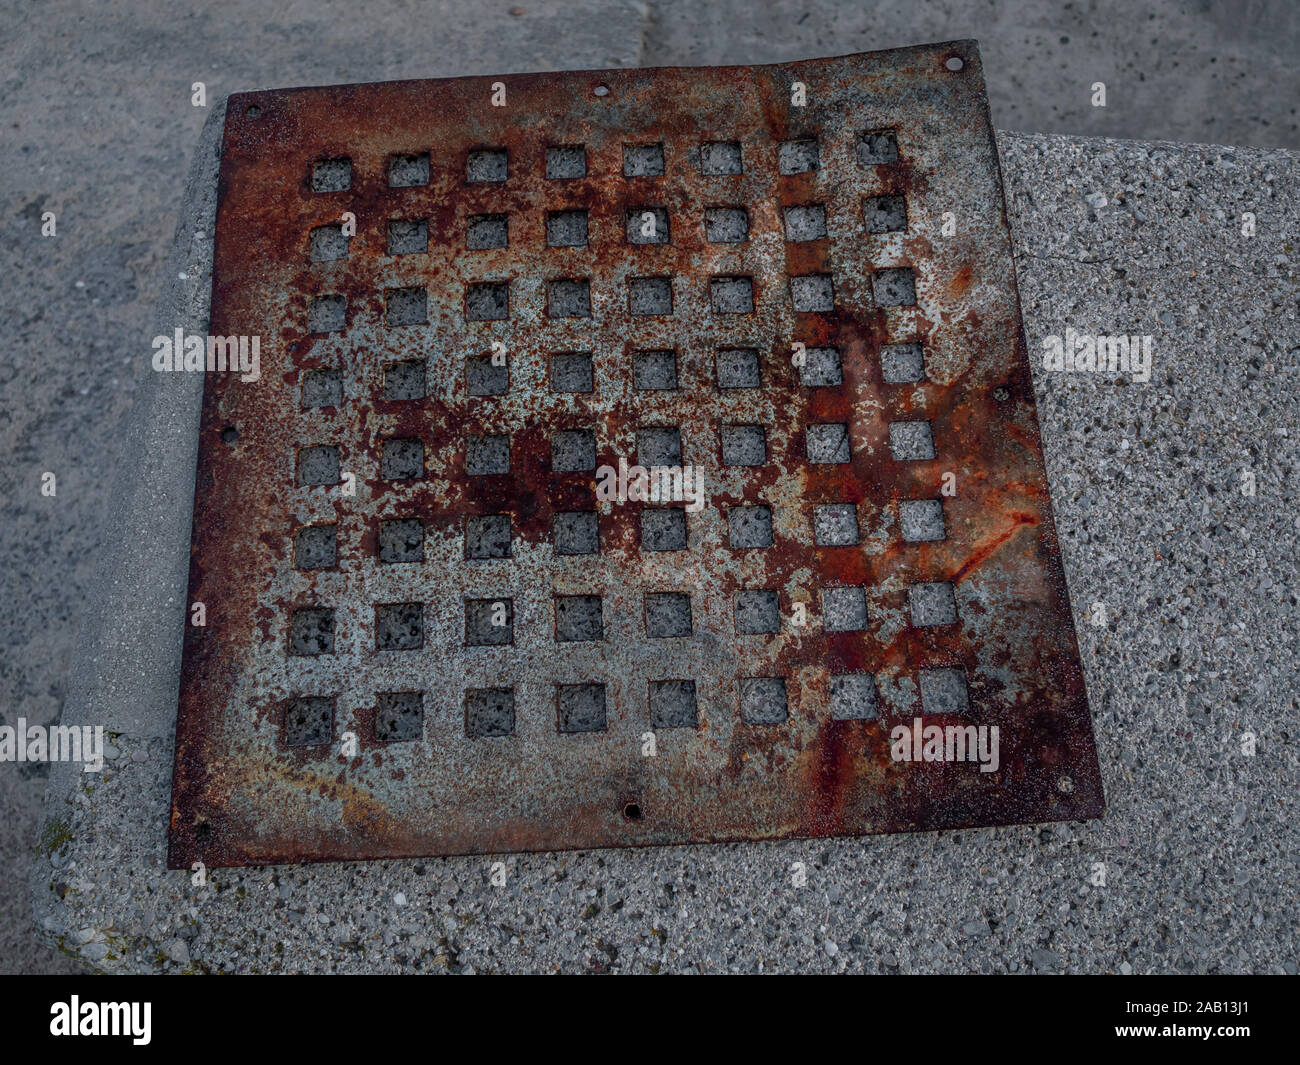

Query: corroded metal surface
[[169, 41, 1103, 869]]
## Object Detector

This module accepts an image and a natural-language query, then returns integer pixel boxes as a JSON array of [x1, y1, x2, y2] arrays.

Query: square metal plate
[[169, 41, 1103, 868]]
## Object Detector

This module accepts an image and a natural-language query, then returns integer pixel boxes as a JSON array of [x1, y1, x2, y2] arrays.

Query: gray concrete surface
[[26, 117, 1300, 972], [4, 0, 1299, 974], [646, 0, 1300, 148]]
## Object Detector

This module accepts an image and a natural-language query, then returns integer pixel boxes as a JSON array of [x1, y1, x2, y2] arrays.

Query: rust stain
[[950, 511, 1038, 585]]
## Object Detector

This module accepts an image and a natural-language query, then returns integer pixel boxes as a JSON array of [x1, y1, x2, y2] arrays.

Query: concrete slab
[[30, 111, 1299, 973], [642, 0, 1300, 150]]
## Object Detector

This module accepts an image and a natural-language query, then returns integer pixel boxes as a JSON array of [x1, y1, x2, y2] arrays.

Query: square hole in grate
[[466, 434, 510, 476], [799, 346, 842, 387], [297, 445, 340, 486], [831, 674, 878, 720], [379, 518, 424, 563], [624, 143, 665, 177], [919, 668, 969, 714], [721, 424, 767, 466], [285, 697, 333, 746], [465, 597, 514, 646], [791, 274, 834, 313], [857, 129, 899, 165], [467, 148, 508, 183], [779, 139, 820, 175], [645, 592, 692, 638], [636, 426, 681, 467], [389, 218, 428, 256], [641, 508, 687, 551], [547, 209, 588, 247], [813, 503, 859, 546], [863, 194, 908, 234], [383, 359, 426, 401], [557, 683, 606, 733], [740, 677, 787, 725], [385, 286, 428, 326], [633, 350, 677, 390], [806, 423, 851, 464], [289, 607, 335, 656], [466, 355, 508, 396], [308, 294, 345, 333], [550, 352, 594, 392], [699, 141, 742, 175], [465, 514, 511, 559], [890, 420, 935, 461], [711, 276, 754, 314], [704, 206, 749, 243], [822, 586, 867, 631], [468, 214, 509, 250], [389, 152, 430, 187], [375, 692, 424, 743], [382, 438, 424, 481], [551, 428, 596, 472], [466, 282, 510, 321], [881, 342, 926, 383], [650, 680, 698, 729], [736, 589, 780, 634], [301, 368, 342, 409], [311, 157, 351, 193], [375, 602, 423, 650], [556, 595, 603, 642], [716, 348, 761, 388], [465, 687, 515, 738], [626, 207, 669, 244], [900, 499, 946, 542], [910, 582, 958, 626], [783, 204, 827, 242], [553, 510, 600, 555], [548, 278, 591, 318], [546, 145, 587, 179], [629, 276, 672, 315], [873, 267, 917, 307], [728, 504, 773, 548], [309, 222, 349, 262], [294, 524, 337, 570]]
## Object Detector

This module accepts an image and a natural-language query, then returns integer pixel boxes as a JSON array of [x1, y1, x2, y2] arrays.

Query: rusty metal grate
[[169, 41, 1103, 869]]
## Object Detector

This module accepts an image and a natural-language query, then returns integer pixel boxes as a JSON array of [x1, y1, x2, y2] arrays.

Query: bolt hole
[[245, 104, 261, 118], [220, 425, 238, 445], [1057, 775, 1074, 794], [993, 385, 1010, 402], [945, 56, 965, 72], [195, 821, 213, 841], [593, 84, 610, 97], [622, 802, 643, 821]]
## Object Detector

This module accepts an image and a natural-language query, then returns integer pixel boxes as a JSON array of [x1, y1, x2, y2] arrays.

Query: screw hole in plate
[[220, 425, 239, 445], [622, 801, 643, 821], [945, 56, 965, 72], [593, 84, 610, 97], [245, 104, 261, 118]]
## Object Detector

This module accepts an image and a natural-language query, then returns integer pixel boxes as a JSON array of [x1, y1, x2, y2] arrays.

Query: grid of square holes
[[154, 31, 1129, 874], [167, 44, 1122, 871], [306, 134, 920, 333], [287, 115, 965, 752]]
